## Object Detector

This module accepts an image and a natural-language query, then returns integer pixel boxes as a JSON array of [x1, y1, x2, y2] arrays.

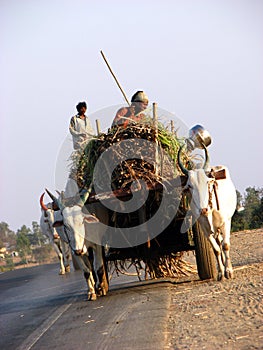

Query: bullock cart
[[85, 176, 217, 282], [71, 120, 218, 283]]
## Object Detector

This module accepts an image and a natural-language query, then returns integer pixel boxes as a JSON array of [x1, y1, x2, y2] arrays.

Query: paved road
[[0, 263, 172, 350]]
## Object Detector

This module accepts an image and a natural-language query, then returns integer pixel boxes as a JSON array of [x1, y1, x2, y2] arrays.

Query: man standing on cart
[[66, 101, 95, 197], [69, 101, 94, 151]]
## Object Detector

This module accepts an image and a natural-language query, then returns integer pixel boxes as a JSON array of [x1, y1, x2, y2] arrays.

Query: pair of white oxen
[[40, 143, 237, 301]]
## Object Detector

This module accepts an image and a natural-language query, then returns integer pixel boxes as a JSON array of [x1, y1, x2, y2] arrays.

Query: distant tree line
[[231, 186, 263, 232], [0, 186, 262, 269], [0, 221, 53, 270]]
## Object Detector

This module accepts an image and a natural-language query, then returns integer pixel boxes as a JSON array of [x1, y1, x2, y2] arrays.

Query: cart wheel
[[193, 221, 217, 280], [72, 254, 81, 271]]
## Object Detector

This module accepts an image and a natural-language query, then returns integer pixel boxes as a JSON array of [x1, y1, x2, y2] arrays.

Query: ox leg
[[92, 245, 108, 297], [221, 221, 233, 279], [53, 242, 65, 275], [61, 241, 71, 273], [58, 252, 65, 275], [96, 265, 108, 296], [87, 247, 98, 285], [216, 232, 226, 265], [198, 217, 225, 280], [58, 251, 66, 275], [84, 271, 97, 301], [74, 254, 97, 301], [207, 234, 225, 280]]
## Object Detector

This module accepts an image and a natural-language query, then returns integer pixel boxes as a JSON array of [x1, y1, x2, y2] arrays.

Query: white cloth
[[69, 115, 94, 150]]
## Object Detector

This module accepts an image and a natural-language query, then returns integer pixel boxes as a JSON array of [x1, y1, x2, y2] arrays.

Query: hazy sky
[[1, 0, 262, 232]]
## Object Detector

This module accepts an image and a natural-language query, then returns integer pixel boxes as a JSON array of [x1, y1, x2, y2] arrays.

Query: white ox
[[179, 145, 237, 280], [40, 193, 71, 275], [51, 190, 109, 301]]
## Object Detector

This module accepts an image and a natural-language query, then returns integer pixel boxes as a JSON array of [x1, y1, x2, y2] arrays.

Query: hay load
[[69, 119, 196, 280], [70, 121, 190, 190]]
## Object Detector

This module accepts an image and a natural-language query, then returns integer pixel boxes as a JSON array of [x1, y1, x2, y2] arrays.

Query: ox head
[[47, 188, 98, 255], [178, 142, 213, 218], [39, 192, 59, 239], [178, 142, 237, 239]]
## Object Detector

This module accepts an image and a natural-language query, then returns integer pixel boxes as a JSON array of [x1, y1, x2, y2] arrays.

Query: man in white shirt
[[65, 101, 94, 198], [69, 101, 94, 150]]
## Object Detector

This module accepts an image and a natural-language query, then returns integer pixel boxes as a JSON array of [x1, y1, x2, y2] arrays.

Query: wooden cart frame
[[86, 177, 217, 282]]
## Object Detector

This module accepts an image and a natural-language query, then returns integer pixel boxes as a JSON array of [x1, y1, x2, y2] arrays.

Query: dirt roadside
[[166, 229, 263, 350]]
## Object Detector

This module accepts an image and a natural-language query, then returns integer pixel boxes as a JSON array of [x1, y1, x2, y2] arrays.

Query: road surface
[[0, 263, 171, 350], [1, 229, 262, 350]]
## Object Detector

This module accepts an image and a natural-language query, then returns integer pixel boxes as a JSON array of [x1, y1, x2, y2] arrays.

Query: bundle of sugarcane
[[70, 122, 190, 191], [107, 254, 196, 281], [143, 253, 196, 279]]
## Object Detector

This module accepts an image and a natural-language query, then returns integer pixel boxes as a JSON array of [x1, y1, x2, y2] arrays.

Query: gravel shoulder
[[166, 229, 263, 350]]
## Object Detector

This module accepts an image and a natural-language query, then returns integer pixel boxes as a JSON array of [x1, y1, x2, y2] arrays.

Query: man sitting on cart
[[111, 91, 149, 128]]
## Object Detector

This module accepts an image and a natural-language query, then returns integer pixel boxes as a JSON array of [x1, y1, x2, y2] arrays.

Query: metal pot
[[189, 124, 212, 149]]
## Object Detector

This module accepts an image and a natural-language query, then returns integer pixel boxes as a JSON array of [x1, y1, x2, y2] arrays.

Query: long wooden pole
[[95, 119, 101, 135], [153, 103, 159, 175], [100, 50, 131, 106], [171, 120, 175, 134], [153, 102, 158, 128]]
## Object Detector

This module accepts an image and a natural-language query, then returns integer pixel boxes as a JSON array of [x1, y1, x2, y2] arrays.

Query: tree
[[33, 245, 53, 263], [5, 255, 15, 270], [0, 222, 11, 238], [244, 187, 262, 210], [231, 209, 247, 232], [29, 221, 46, 246], [250, 197, 263, 229], [244, 187, 263, 230], [16, 225, 32, 263], [236, 190, 244, 210], [231, 187, 263, 231], [0, 222, 16, 249]]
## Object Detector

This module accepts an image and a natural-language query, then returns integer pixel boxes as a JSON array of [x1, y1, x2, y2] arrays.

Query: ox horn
[[40, 192, 48, 211], [178, 144, 189, 176], [201, 142, 210, 171], [81, 190, 90, 205], [45, 188, 57, 201], [45, 188, 64, 210], [79, 184, 93, 206]]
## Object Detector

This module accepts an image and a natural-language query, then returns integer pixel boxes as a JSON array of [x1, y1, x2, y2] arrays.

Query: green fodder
[[69, 123, 190, 190]]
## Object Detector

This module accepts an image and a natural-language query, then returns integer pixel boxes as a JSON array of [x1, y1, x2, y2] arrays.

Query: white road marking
[[17, 297, 75, 350]]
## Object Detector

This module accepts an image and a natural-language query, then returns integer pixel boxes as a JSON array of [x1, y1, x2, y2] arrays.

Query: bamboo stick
[[96, 119, 101, 135], [153, 102, 158, 128], [153, 103, 159, 175], [171, 120, 174, 134], [100, 50, 130, 106]]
